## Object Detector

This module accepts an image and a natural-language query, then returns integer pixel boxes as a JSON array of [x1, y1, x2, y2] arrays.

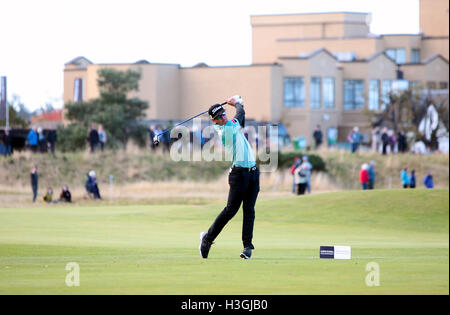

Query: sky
[[0, 0, 420, 112]]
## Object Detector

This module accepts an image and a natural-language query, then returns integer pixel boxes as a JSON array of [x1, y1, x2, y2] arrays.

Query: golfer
[[199, 95, 260, 259]]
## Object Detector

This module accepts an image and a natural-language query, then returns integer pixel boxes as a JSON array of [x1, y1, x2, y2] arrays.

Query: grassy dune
[[0, 189, 448, 294]]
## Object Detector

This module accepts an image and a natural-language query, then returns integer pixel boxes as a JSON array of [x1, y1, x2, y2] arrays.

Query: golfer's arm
[[234, 103, 245, 127]]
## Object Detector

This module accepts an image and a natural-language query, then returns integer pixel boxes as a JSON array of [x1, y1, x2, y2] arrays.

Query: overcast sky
[[0, 0, 420, 111]]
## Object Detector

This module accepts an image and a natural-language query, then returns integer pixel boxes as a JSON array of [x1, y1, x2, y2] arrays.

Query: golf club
[[153, 101, 227, 146]]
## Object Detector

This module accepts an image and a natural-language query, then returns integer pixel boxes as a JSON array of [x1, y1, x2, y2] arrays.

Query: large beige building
[[64, 0, 449, 146]]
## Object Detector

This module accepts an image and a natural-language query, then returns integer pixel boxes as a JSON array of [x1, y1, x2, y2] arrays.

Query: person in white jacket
[[294, 162, 309, 195]]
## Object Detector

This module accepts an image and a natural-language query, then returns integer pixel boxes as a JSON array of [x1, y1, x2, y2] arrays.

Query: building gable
[[65, 56, 93, 70]]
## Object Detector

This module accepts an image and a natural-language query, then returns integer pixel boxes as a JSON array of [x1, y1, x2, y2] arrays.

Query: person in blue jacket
[[27, 127, 38, 153], [424, 173, 434, 189], [400, 167, 410, 189], [368, 161, 376, 189], [409, 170, 416, 188]]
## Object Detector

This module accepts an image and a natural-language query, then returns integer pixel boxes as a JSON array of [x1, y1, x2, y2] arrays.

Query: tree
[[365, 87, 449, 150], [0, 94, 30, 128], [65, 68, 149, 149]]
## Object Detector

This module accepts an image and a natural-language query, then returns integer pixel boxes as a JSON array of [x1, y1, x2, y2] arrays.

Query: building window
[[381, 80, 393, 110], [310, 77, 321, 109], [426, 81, 437, 90], [439, 82, 449, 90], [323, 77, 335, 109], [73, 78, 84, 103], [284, 77, 305, 107], [410, 81, 422, 96], [369, 80, 380, 111], [410, 81, 422, 90], [344, 80, 365, 110], [386, 48, 407, 64], [411, 49, 421, 64]]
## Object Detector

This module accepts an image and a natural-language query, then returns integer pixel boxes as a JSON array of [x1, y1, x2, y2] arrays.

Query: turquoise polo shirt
[[214, 119, 256, 168]]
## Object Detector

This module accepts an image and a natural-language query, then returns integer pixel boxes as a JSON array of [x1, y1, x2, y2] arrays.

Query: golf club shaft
[[156, 102, 227, 138]]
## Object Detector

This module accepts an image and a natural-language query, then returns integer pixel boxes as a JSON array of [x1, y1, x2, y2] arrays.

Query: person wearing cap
[[85, 170, 101, 199], [199, 95, 259, 260], [294, 162, 309, 195]]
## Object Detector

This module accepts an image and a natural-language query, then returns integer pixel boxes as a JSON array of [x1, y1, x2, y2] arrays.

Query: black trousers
[[297, 183, 307, 195], [32, 185, 38, 202], [206, 166, 260, 248]]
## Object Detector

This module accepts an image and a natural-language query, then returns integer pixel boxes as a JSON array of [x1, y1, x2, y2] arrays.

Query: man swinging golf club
[[199, 95, 260, 259]]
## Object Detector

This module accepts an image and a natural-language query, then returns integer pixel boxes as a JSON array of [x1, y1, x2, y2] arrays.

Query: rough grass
[[0, 149, 230, 192], [1, 148, 447, 200], [0, 189, 448, 295], [320, 149, 449, 189]]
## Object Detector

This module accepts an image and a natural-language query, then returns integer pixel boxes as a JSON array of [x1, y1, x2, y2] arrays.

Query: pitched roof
[[65, 56, 94, 66], [279, 48, 338, 61], [421, 54, 449, 65]]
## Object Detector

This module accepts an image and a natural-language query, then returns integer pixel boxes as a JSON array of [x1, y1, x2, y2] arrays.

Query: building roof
[[366, 51, 398, 65], [278, 48, 338, 61], [31, 109, 63, 123], [421, 54, 449, 65], [65, 56, 94, 66]]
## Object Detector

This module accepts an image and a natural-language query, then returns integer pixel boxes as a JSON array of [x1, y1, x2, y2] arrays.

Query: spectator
[[388, 130, 396, 154], [88, 123, 99, 153], [290, 157, 301, 194], [348, 127, 362, 153], [381, 127, 389, 155], [27, 127, 38, 153], [302, 156, 313, 194], [149, 125, 156, 152], [47, 128, 57, 154], [98, 124, 107, 152], [30, 165, 38, 202], [2, 127, 12, 156], [37, 127, 47, 153], [397, 131, 407, 153], [59, 185, 72, 202], [85, 170, 101, 199], [368, 161, 376, 189], [372, 126, 381, 153], [161, 125, 171, 153], [313, 125, 323, 149], [154, 126, 163, 150], [409, 170, 416, 189], [401, 167, 410, 188], [294, 162, 309, 195], [424, 173, 434, 189], [359, 163, 369, 190], [43, 187, 53, 203]]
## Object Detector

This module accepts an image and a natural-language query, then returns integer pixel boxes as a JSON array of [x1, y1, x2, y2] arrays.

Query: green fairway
[[0, 189, 448, 295]]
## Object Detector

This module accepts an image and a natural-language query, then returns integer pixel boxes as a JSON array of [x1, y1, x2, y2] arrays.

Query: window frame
[[283, 77, 306, 108]]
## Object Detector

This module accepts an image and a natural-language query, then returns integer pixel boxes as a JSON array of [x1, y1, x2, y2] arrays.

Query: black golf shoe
[[199, 232, 213, 259], [240, 247, 253, 259]]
